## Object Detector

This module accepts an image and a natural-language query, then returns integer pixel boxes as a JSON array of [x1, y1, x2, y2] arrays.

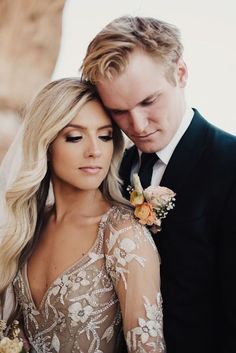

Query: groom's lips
[[133, 129, 159, 139]]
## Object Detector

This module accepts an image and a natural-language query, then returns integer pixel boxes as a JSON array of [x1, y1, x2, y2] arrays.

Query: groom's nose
[[129, 108, 148, 134]]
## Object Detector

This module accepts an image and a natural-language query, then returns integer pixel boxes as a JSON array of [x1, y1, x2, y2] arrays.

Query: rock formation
[[0, 0, 65, 161]]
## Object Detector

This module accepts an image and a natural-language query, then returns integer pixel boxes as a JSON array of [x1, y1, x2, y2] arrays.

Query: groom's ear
[[176, 58, 188, 88]]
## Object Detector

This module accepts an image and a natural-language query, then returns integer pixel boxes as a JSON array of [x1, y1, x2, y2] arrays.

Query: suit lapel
[[160, 110, 210, 193], [119, 145, 138, 198]]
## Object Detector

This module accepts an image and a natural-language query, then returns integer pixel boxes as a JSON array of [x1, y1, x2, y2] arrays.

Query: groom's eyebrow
[[104, 91, 161, 113], [106, 107, 127, 114]]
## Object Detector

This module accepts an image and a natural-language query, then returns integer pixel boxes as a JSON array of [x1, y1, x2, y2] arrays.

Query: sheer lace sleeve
[[104, 207, 166, 353]]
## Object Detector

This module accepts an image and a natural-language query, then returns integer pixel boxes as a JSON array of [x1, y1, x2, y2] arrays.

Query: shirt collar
[[156, 106, 194, 165]]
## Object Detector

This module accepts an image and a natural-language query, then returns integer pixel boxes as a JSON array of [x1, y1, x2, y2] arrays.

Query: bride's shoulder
[[105, 204, 151, 237], [107, 204, 135, 225], [103, 204, 157, 253]]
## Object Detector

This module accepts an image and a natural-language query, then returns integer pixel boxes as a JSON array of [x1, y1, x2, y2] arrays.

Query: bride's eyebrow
[[97, 124, 113, 131], [64, 123, 113, 131]]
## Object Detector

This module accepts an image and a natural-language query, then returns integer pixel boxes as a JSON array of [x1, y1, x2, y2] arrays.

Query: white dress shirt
[[131, 106, 194, 186]]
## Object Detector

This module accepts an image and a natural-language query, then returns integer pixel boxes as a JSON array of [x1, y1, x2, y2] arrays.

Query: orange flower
[[134, 202, 156, 225], [129, 174, 175, 234], [130, 190, 145, 206]]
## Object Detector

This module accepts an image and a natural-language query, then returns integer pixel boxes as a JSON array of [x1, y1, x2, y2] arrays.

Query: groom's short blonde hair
[[81, 16, 184, 85]]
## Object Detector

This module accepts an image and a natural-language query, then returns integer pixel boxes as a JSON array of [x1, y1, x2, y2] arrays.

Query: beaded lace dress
[[13, 205, 165, 353]]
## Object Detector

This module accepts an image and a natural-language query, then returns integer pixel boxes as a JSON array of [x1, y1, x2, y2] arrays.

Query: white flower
[[0, 337, 23, 353], [51, 275, 73, 304], [113, 238, 136, 266], [126, 294, 164, 351], [52, 275, 73, 296], [133, 318, 158, 344], [72, 270, 90, 290], [133, 173, 144, 194], [68, 302, 93, 324], [144, 295, 162, 323]]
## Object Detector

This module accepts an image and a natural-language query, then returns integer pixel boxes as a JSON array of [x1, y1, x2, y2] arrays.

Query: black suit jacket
[[119, 109, 236, 353]]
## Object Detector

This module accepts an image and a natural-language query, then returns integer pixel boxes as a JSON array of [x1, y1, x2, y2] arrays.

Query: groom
[[81, 16, 236, 353]]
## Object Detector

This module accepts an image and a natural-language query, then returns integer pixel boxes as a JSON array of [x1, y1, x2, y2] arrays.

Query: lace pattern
[[13, 205, 165, 353]]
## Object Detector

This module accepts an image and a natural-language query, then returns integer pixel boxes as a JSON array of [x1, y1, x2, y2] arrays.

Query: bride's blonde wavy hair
[[0, 78, 128, 300]]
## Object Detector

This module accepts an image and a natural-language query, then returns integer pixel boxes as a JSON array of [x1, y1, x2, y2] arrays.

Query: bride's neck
[[51, 188, 110, 222]]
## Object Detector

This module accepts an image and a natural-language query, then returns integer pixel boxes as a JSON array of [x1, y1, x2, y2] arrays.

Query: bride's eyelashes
[[99, 134, 113, 142], [65, 136, 82, 142], [65, 133, 113, 143]]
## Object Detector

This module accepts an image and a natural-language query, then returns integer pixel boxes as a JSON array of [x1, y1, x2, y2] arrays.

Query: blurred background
[[1, 0, 236, 162]]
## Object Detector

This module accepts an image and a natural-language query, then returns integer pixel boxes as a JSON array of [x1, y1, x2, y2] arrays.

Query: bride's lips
[[79, 166, 102, 174]]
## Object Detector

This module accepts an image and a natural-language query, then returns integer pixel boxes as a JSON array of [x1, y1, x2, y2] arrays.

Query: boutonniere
[[129, 174, 176, 233]]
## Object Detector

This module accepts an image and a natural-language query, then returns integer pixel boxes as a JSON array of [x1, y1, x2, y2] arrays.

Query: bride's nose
[[84, 139, 102, 158]]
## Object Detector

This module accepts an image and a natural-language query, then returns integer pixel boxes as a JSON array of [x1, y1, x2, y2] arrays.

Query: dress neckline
[[22, 205, 116, 311]]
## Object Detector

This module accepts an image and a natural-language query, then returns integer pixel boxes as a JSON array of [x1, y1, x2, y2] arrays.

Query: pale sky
[[52, 0, 236, 134]]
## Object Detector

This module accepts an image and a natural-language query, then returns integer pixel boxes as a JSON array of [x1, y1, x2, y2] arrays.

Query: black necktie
[[138, 153, 159, 189]]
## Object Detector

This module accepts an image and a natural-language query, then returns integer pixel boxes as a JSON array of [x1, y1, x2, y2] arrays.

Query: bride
[[0, 78, 165, 352]]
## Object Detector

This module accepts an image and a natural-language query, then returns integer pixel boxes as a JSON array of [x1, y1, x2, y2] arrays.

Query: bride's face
[[50, 99, 114, 192]]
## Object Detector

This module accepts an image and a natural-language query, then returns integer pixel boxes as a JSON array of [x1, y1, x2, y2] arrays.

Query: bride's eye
[[99, 134, 113, 142], [65, 136, 82, 143]]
